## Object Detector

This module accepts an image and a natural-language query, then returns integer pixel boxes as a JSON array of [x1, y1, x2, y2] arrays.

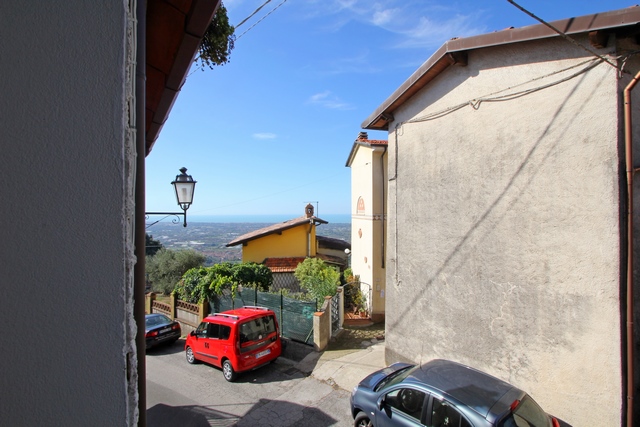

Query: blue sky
[[146, 0, 634, 218]]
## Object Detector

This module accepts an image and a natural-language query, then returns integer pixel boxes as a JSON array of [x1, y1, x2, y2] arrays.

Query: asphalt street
[[145, 340, 357, 427]]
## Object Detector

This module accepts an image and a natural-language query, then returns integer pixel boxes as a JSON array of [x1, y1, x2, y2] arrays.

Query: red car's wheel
[[185, 346, 198, 364], [222, 359, 237, 382]]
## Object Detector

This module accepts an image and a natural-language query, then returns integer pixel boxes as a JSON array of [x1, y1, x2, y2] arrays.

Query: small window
[[195, 322, 208, 338], [219, 325, 231, 340], [386, 388, 426, 421], [207, 323, 220, 339], [430, 398, 471, 427]]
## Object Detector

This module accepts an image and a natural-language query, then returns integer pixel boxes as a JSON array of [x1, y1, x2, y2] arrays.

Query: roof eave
[[362, 6, 640, 131], [145, 0, 221, 156]]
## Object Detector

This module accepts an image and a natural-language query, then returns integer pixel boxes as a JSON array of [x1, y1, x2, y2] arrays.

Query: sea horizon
[[188, 213, 351, 224]]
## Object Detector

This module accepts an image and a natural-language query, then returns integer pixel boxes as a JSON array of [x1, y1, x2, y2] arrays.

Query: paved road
[[145, 340, 355, 426]]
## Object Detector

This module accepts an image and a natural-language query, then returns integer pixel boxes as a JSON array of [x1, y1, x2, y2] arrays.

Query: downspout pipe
[[624, 70, 640, 427]]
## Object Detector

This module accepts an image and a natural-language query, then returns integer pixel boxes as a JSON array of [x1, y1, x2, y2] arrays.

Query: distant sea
[[188, 214, 351, 224]]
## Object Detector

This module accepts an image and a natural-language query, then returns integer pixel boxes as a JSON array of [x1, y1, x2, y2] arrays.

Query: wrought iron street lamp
[[146, 167, 196, 227]]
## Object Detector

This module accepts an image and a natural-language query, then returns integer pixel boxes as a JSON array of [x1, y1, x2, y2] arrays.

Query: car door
[[427, 396, 472, 427], [204, 322, 232, 367], [190, 321, 210, 361], [376, 387, 428, 427]]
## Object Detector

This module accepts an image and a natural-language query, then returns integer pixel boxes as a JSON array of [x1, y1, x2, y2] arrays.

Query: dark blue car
[[145, 313, 181, 350], [350, 359, 559, 427]]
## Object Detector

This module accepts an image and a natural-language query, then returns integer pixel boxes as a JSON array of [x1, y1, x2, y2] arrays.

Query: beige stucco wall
[[350, 144, 388, 320], [242, 224, 316, 262], [383, 35, 625, 425]]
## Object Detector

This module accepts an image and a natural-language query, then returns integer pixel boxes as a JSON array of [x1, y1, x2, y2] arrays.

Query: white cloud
[[253, 133, 277, 140], [307, 91, 355, 110], [307, 1, 488, 50]]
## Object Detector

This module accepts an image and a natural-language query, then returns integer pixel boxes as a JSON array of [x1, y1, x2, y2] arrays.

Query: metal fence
[[209, 286, 318, 346]]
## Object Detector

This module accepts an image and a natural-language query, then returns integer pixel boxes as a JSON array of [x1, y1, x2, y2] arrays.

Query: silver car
[[350, 359, 560, 427]]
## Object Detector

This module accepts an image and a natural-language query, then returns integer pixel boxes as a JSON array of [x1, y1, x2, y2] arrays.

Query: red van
[[184, 306, 282, 381]]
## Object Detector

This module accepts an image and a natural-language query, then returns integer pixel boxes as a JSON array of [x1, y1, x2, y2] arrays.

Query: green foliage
[[145, 233, 163, 257], [342, 269, 367, 314], [146, 248, 206, 295], [294, 258, 340, 301], [197, 3, 235, 69], [173, 262, 273, 303]]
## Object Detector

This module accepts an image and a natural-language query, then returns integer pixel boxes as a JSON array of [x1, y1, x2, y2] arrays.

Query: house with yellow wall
[[226, 204, 350, 290], [345, 132, 388, 322]]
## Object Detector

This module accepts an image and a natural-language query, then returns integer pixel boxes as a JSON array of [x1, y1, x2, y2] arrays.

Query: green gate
[[209, 287, 317, 345]]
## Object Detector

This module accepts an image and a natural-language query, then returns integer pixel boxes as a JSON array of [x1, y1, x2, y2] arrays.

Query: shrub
[[294, 258, 340, 301]]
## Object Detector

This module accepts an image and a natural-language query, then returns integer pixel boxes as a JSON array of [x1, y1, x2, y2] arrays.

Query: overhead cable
[[407, 57, 604, 124], [235, 0, 272, 29], [506, 0, 621, 71], [236, 0, 289, 40]]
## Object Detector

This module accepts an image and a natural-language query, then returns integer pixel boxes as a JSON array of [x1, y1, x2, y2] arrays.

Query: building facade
[[346, 133, 388, 322], [362, 7, 640, 425]]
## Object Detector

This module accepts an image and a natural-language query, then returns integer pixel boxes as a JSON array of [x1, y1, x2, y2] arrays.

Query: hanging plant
[[196, 2, 235, 69]]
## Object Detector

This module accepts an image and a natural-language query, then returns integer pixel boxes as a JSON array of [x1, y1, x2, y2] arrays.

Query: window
[[430, 398, 471, 427], [195, 322, 208, 338], [386, 388, 426, 421], [205, 323, 231, 340], [239, 315, 277, 343]]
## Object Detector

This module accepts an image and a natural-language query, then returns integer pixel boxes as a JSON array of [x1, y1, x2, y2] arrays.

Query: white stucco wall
[[384, 36, 624, 425], [0, 2, 135, 425]]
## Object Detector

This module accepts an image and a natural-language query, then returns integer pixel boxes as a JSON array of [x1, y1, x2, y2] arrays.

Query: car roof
[[405, 359, 523, 420], [203, 306, 275, 324]]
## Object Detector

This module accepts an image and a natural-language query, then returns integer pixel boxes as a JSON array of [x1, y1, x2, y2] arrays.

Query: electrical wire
[[406, 57, 605, 124], [236, 0, 289, 41], [506, 0, 622, 71], [235, 0, 272, 29]]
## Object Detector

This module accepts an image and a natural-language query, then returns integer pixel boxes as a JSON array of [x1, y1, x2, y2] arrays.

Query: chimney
[[305, 203, 314, 218], [357, 132, 368, 141]]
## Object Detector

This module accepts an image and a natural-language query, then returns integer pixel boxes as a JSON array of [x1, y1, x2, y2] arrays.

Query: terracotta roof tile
[[226, 215, 328, 247], [263, 257, 307, 273]]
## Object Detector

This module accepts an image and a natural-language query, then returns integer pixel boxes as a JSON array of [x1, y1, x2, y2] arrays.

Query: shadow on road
[[147, 403, 238, 427], [147, 398, 337, 427]]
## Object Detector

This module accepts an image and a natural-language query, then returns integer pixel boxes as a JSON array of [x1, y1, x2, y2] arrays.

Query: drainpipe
[[308, 220, 313, 257], [624, 70, 640, 427], [381, 146, 387, 269], [134, 1, 147, 425]]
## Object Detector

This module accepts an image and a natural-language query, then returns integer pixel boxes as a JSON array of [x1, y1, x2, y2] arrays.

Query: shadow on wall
[[147, 399, 337, 427]]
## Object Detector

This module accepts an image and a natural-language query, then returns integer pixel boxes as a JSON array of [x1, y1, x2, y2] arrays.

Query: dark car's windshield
[[374, 365, 416, 392], [499, 395, 551, 427]]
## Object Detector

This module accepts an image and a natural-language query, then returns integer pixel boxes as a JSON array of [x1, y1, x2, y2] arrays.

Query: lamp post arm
[[145, 211, 187, 228]]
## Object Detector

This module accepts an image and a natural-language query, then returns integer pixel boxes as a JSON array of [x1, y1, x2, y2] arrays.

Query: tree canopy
[[146, 248, 206, 294], [145, 233, 164, 257]]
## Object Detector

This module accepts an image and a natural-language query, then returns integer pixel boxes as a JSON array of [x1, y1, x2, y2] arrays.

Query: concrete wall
[[384, 36, 624, 425], [0, 3, 136, 425], [350, 144, 387, 321]]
